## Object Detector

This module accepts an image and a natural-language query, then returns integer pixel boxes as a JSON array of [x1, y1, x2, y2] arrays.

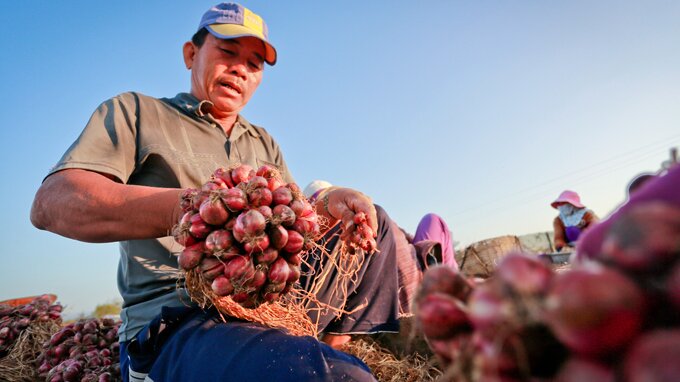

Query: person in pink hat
[[551, 190, 599, 251]]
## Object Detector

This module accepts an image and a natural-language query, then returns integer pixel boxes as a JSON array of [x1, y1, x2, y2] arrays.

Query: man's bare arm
[[30, 169, 183, 243]]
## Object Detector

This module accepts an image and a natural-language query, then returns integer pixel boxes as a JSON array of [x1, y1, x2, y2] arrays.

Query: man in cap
[[30, 3, 387, 381]]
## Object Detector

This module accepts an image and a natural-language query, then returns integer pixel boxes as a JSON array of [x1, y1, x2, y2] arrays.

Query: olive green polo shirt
[[49, 92, 294, 341]]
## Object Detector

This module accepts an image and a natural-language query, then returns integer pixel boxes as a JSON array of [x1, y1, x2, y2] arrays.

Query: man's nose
[[229, 61, 248, 79]]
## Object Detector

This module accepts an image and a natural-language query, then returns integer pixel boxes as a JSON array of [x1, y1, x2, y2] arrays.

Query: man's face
[[184, 34, 265, 119]]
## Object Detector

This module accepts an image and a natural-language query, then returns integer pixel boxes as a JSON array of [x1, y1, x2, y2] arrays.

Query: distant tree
[[92, 300, 122, 318]]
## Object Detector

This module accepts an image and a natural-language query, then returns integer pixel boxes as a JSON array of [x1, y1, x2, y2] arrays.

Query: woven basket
[[455, 235, 523, 278]]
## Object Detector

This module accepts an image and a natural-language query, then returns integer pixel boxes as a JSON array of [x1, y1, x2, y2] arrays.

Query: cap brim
[[206, 24, 277, 65], [551, 200, 585, 209]]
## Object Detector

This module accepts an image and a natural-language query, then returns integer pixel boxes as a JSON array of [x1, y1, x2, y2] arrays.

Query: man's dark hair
[[192, 28, 210, 47]]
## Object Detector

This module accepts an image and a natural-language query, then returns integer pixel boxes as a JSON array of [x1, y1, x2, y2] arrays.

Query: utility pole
[[661, 147, 678, 172]]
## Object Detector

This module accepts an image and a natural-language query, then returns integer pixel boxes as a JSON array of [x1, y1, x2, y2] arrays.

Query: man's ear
[[183, 41, 196, 69]]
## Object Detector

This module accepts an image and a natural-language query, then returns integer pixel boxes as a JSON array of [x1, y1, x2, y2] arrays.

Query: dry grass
[[340, 336, 443, 382], [0, 320, 61, 382]]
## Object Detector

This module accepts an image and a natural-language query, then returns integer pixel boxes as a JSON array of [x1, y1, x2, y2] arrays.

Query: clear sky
[[1, 1, 678, 317]]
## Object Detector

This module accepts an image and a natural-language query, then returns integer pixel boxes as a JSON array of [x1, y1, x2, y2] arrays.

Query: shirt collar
[[166, 92, 204, 116], [166, 93, 260, 138]]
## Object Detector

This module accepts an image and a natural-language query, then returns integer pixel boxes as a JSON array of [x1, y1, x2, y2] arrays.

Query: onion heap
[[174, 164, 319, 309], [36, 317, 121, 382], [416, 200, 680, 381], [0, 295, 62, 357]]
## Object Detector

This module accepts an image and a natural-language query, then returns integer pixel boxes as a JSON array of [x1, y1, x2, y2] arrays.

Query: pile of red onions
[[37, 317, 121, 382], [174, 164, 319, 308], [416, 200, 680, 381], [0, 295, 62, 357]]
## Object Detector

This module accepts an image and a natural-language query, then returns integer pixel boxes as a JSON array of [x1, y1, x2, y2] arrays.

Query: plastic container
[[0, 294, 57, 307]]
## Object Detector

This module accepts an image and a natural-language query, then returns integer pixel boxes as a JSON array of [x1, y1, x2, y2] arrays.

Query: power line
[[511, 133, 680, 193], [448, 144, 677, 245], [446, 137, 679, 217]]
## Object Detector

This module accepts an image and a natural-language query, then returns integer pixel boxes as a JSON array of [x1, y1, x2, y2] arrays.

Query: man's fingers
[[326, 187, 379, 243], [347, 191, 378, 234], [341, 210, 355, 231], [366, 204, 378, 235], [348, 196, 378, 235]]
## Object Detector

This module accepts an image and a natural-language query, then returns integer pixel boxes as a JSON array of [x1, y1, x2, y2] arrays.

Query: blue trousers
[[120, 306, 375, 382]]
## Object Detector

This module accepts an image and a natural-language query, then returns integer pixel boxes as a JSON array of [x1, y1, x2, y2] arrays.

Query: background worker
[[551, 190, 599, 252]]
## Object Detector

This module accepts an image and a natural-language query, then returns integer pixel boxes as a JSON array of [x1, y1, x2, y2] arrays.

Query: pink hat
[[551, 190, 585, 209]]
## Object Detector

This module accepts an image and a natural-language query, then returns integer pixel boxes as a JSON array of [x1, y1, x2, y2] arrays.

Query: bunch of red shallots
[[174, 164, 320, 308], [0, 295, 62, 357], [37, 317, 121, 382], [416, 201, 680, 381]]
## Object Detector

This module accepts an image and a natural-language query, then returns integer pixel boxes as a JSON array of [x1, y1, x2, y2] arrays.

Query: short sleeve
[[48, 93, 139, 183]]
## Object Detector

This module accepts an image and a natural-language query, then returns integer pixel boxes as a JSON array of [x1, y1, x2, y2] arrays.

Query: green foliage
[[92, 300, 122, 318]]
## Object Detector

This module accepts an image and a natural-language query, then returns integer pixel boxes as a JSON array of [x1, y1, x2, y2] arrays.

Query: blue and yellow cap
[[198, 3, 277, 65]]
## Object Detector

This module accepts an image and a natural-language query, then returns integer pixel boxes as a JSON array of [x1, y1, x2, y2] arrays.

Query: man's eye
[[220, 49, 235, 56], [249, 61, 263, 70]]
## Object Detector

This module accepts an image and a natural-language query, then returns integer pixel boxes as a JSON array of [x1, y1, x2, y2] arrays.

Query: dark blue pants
[[120, 306, 375, 382]]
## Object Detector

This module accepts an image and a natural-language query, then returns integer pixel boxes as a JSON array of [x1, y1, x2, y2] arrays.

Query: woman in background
[[551, 190, 599, 252]]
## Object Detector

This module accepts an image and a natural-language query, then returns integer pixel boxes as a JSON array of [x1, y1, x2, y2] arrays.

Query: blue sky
[[1, 1, 678, 317]]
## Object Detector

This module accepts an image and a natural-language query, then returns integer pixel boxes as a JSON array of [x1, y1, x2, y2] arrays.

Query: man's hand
[[317, 187, 378, 241]]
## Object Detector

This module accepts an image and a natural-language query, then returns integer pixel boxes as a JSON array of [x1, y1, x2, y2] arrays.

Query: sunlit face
[[184, 34, 265, 120]]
